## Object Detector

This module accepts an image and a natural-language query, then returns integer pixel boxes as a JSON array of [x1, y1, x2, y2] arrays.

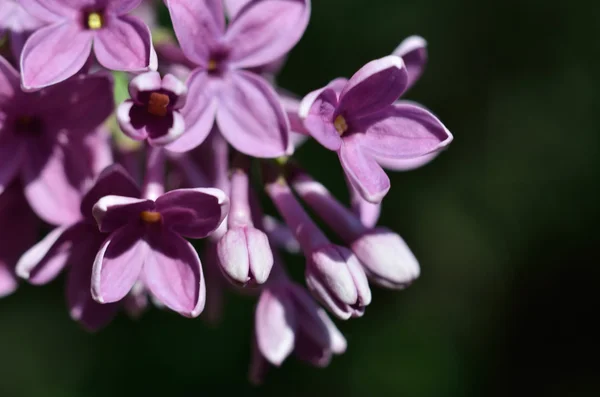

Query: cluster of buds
[[0, 0, 452, 382]]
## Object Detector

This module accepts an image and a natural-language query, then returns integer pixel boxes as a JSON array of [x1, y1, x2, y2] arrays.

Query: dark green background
[[2, 1, 599, 396]]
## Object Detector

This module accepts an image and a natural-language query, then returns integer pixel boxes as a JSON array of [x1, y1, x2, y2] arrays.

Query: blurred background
[[1, 0, 599, 396]]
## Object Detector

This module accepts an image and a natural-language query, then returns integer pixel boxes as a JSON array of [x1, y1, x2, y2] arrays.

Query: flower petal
[[18, 0, 77, 22], [223, 0, 251, 18], [393, 35, 427, 91], [20, 22, 93, 90], [147, 110, 186, 147], [347, 178, 381, 228], [0, 55, 20, 104], [375, 152, 440, 171], [143, 230, 205, 317], [80, 164, 140, 222], [162, 74, 188, 109], [299, 87, 341, 151], [339, 134, 390, 204], [94, 15, 156, 72], [93, 196, 154, 233], [128, 71, 162, 102], [226, 0, 310, 69], [164, 0, 225, 66], [338, 55, 408, 120], [155, 188, 229, 239], [217, 70, 290, 158], [107, 0, 143, 16], [255, 287, 297, 366], [92, 223, 146, 303], [117, 100, 149, 141], [0, 135, 24, 196], [165, 71, 219, 153], [357, 103, 453, 160]]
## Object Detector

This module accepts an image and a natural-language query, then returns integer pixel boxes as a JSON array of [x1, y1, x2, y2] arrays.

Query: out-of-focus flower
[[0, 0, 43, 59]]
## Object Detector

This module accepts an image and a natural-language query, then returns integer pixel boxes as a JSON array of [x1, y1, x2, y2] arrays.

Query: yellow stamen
[[147, 92, 170, 117], [207, 59, 218, 72], [87, 12, 103, 30], [334, 115, 348, 135], [140, 211, 162, 223]]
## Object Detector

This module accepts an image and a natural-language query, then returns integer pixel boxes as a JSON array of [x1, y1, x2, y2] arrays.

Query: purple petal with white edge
[[325, 77, 348, 95], [143, 230, 205, 317], [338, 56, 408, 120], [0, 184, 39, 297], [316, 307, 347, 354], [128, 71, 162, 103], [287, 283, 333, 348], [20, 22, 93, 90], [299, 87, 341, 151], [217, 228, 250, 283], [255, 288, 297, 366], [107, 0, 143, 16], [357, 103, 453, 160], [339, 134, 390, 204], [346, 252, 372, 306], [166, 71, 219, 153], [375, 152, 440, 171], [94, 15, 156, 72], [80, 164, 140, 222], [92, 223, 147, 303], [155, 188, 229, 239], [393, 35, 428, 90], [162, 74, 188, 109], [226, 0, 310, 69], [147, 111, 186, 147], [16, 223, 83, 285], [93, 196, 153, 233], [117, 101, 148, 141], [217, 70, 290, 158], [164, 0, 225, 67], [18, 0, 77, 22], [22, 140, 89, 225], [309, 245, 359, 306]]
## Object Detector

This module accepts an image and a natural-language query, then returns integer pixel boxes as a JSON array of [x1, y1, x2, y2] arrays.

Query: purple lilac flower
[[0, 0, 43, 60], [91, 149, 229, 318], [0, 56, 113, 225], [265, 174, 371, 320], [19, 0, 157, 90], [291, 171, 420, 289], [300, 55, 453, 203], [16, 165, 144, 330], [117, 71, 188, 147], [0, 183, 40, 298], [217, 156, 273, 285], [163, 0, 311, 157]]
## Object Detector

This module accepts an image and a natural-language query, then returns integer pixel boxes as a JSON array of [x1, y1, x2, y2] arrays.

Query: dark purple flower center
[[147, 93, 170, 117], [207, 47, 230, 75], [14, 115, 43, 135], [84, 10, 105, 30], [140, 211, 162, 223]]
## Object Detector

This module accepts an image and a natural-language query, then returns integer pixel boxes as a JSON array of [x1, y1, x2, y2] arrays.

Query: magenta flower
[[91, 187, 229, 317], [300, 55, 453, 203], [19, 0, 157, 90], [0, 56, 113, 225], [163, 0, 311, 157], [266, 176, 371, 319], [0, 0, 43, 59], [16, 165, 142, 330], [117, 71, 187, 147], [0, 183, 40, 298]]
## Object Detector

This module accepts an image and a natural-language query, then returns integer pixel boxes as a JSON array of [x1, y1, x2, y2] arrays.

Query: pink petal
[[155, 187, 229, 239], [358, 102, 453, 160], [94, 15, 156, 72], [116, 100, 148, 141], [18, 0, 77, 22], [226, 0, 310, 69], [92, 224, 146, 303], [164, 0, 225, 67], [143, 230, 205, 317], [93, 196, 154, 233], [147, 111, 186, 147], [224, 0, 252, 18], [161, 73, 188, 109], [128, 70, 162, 102], [299, 87, 341, 151], [393, 35, 428, 91], [339, 134, 390, 204], [347, 178, 381, 228], [166, 71, 219, 153], [20, 22, 93, 90], [217, 70, 290, 158], [108, 0, 143, 16], [338, 56, 408, 120], [375, 152, 440, 171], [255, 288, 297, 366], [0, 53, 20, 101]]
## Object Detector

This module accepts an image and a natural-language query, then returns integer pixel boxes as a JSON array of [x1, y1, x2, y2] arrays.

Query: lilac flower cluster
[[0, 0, 452, 382]]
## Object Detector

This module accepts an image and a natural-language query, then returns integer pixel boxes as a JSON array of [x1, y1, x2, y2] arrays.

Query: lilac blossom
[[265, 174, 371, 319], [300, 55, 453, 203], [117, 71, 188, 146], [91, 149, 229, 318], [19, 0, 157, 90], [0, 0, 43, 59], [0, 183, 40, 297], [291, 171, 420, 289], [163, 0, 311, 157], [16, 165, 144, 330], [0, 56, 113, 225]]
